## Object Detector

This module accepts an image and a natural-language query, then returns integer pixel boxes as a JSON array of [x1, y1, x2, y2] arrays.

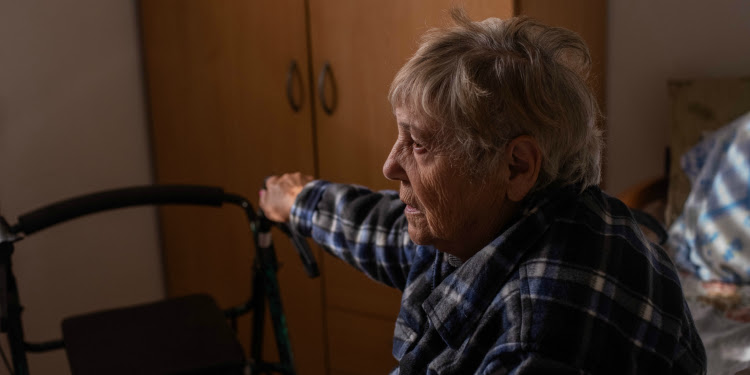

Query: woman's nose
[[383, 144, 407, 181]]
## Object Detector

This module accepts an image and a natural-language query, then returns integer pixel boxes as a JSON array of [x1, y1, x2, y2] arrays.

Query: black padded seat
[[62, 294, 245, 375]]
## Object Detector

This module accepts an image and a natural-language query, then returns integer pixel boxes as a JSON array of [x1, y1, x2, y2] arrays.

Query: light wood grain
[[139, 1, 325, 374]]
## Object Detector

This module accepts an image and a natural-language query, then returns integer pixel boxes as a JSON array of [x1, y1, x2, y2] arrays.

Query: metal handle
[[286, 60, 302, 112], [261, 177, 319, 278], [15, 185, 227, 235], [317, 61, 336, 115]]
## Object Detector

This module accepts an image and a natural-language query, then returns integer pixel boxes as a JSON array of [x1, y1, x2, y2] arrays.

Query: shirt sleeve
[[289, 180, 414, 290]]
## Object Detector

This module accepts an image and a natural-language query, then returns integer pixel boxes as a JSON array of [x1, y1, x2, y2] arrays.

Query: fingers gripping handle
[[262, 178, 319, 278]]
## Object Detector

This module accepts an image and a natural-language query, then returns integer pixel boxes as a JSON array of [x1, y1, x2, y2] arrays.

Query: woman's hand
[[259, 172, 314, 222]]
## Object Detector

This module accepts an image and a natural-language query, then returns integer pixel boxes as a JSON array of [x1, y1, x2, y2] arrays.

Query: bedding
[[662, 107, 750, 374], [668, 111, 750, 284], [681, 273, 750, 374], [633, 77, 750, 375]]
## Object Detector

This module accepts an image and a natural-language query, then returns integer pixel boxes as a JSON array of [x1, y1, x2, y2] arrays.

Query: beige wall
[[0, 1, 162, 374], [605, 0, 750, 195]]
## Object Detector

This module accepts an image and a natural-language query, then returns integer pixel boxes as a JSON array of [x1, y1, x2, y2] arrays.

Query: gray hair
[[389, 9, 603, 192]]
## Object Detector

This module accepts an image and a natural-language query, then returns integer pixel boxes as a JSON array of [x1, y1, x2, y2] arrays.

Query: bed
[[618, 77, 750, 375]]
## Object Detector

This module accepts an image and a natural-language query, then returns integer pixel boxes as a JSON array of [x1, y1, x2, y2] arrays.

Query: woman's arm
[[261, 173, 414, 290]]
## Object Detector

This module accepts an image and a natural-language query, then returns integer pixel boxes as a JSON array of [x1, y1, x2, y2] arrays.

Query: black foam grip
[[278, 222, 319, 278], [291, 233, 319, 278], [17, 185, 226, 235]]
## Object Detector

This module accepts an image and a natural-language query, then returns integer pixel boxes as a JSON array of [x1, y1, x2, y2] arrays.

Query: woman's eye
[[412, 139, 425, 151]]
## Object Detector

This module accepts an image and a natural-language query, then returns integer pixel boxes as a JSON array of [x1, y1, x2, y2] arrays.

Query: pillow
[[666, 77, 750, 226], [669, 111, 750, 284]]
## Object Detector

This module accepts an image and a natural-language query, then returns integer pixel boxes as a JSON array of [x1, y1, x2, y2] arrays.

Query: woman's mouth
[[404, 204, 421, 214]]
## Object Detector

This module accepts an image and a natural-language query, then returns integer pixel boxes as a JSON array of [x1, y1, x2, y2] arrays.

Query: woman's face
[[383, 107, 513, 260]]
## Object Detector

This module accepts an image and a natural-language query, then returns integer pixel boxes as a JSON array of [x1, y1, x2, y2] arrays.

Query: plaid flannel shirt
[[290, 181, 706, 375]]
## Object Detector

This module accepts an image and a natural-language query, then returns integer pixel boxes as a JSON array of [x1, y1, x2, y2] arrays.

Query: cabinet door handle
[[317, 61, 336, 115], [286, 60, 302, 112]]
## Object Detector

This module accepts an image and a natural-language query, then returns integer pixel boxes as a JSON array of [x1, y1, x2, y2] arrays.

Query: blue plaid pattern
[[669, 112, 750, 284], [291, 181, 706, 374]]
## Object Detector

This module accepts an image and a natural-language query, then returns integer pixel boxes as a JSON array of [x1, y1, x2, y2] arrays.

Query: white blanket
[[681, 273, 750, 374]]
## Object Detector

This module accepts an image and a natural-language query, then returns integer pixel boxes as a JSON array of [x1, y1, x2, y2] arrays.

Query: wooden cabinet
[[139, 1, 326, 374], [138, 1, 605, 374]]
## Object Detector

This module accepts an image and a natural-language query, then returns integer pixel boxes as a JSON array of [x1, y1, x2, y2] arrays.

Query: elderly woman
[[260, 11, 706, 375]]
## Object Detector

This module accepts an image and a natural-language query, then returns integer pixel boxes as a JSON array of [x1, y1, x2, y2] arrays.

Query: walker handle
[[261, 179, 319, 278], [15, 185, 226, 235]]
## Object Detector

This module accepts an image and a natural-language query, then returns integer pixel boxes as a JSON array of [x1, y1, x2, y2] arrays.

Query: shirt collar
[[420, 184, 581, 348]]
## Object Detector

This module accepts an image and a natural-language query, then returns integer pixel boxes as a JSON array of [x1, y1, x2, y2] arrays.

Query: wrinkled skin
[[382, 107, 516, 260], [259, 172, 313, 222]]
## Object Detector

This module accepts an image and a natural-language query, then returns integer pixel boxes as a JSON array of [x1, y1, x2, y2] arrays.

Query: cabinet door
[[139, 1, 325, 374], [307, 1, 513, 373]]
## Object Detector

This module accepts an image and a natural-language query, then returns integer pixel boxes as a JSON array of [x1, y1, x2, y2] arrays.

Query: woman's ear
[[504, 136, 542, 202]]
